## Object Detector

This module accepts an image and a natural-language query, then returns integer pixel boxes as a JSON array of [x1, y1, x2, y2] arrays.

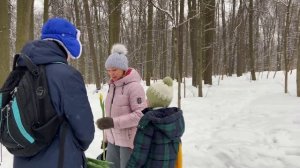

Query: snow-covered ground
[[1, 71, 300, 168]]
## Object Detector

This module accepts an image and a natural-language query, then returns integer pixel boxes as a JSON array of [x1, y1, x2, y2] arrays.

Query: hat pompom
[[163, 77, 173, 87], [111, 44, 128, 55], [105, 43, 128, 71]]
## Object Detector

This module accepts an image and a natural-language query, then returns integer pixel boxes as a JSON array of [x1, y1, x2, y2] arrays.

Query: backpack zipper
[[0, 93, 2, 131], [25, 72, 39, 126], [5, 106, 24, 148]]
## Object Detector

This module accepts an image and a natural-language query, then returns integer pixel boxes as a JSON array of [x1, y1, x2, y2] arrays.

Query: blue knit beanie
[[105, 44, 128, 71], [41, 18, 82, 59]]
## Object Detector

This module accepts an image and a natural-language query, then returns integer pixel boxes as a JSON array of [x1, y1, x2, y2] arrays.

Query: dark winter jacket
[[13, 40, 95, 168], [126, 107, 185, 168]]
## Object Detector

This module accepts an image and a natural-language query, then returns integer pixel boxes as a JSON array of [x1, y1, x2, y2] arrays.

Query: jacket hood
[[140, 107, 185, 141], [110, 68, 142, 87], [17, 40, 68, 65]]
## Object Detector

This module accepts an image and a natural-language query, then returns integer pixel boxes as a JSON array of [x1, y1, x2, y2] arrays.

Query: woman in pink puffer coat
[[96, 44, 147, 168]]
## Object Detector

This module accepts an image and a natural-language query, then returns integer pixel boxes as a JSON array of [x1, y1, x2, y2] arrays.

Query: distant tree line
[[0, 0, 300, 98]]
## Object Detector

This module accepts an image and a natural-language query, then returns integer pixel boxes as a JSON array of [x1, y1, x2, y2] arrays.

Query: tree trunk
[[108, 0, 121, 50], [296, 8, 300, 96], [236, 0, 245, 77], [203, 0, 215, 85], [0, 0, 10, 86], [146, 0, 153, 86], [184, 21, 189, 98], [248, 0, 256, 80], [228, 0, 236, 76], [29, 1, 34, 41], [74, 0, 85, 78], [162, 17, 167, 78], [197, 0, 203, 97], [177, 0, 184, 108], [188, 0, 198, 87], [221, 0, 227, 76], [15, 0, 34, 53], [93, 0, 104, 85], [83, 0, 101, 89], [283, 0, 292, 93], [137, 0, 146, 79], [140, 1, 147, 79], [43, 0, 49, 23], [51, 0, 64, 17], [276, 4, 281, 71]]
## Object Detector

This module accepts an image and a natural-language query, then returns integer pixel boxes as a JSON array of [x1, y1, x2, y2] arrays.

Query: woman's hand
[[96, 117, 114, 130]]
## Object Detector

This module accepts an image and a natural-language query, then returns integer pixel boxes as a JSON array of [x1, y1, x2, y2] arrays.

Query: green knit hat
[[146, 76, 173, 108]]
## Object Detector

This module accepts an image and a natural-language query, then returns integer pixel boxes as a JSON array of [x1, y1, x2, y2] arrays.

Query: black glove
[[96, 117, 114, 130]]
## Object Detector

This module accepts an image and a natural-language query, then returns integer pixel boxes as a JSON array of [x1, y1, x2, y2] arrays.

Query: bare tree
[[15, 0, 34, 53], [221, 0, 228, 76], [83, 0, 101, 89], [236, 0, 246, 77], [108, 0, 121, 49], [146, 0, 153, 86], [228, 0, 236, 76], [188, 0, 198, 87], [296, 7, 300, 96], [283, 0, 292, 93], [177, 0, 184, 107], [51, 0, 64, 17], [29, 1, 34, 41], [44, 0, 49, 23], [0, 0, 10, 86], [74, 0, 85, 77], [197, 0, 203, 97], [248, 0, 256, 80], [93, 0, 104, 85], [203, 0, 215, 85]]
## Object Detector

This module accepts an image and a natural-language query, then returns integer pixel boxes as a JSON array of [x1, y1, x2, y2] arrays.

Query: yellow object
[[175, 143, 182, 168], [99, 92, 106, 160], [99, 93, 104, 103]]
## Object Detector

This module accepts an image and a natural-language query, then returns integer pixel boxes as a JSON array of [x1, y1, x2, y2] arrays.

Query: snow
[[1, 71, 300, 168]]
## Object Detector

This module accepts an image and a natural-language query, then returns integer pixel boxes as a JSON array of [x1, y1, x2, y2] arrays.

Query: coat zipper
[[109, 84, 116, 116], [109, 84, 116, 144]]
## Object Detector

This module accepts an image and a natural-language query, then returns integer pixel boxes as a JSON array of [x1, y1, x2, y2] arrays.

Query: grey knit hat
[[105, 44, 128, 71]]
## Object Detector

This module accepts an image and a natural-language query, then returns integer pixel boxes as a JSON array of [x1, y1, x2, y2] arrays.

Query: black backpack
[[0, 53, 63, 157]]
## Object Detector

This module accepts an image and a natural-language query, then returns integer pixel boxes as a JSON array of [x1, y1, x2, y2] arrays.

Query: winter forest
[[0, 0, 299, 97], [1, 0, 300, 168]]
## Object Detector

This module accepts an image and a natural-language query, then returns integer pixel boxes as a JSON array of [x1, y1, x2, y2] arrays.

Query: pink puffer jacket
[[104, 68, 147, 149]]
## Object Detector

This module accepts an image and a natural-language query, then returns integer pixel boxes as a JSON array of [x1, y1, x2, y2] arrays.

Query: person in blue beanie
[[13, 18, 95, 168]]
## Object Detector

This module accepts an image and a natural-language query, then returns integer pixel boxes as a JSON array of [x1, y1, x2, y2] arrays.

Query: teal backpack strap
[[51, 62, 66, 64]]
